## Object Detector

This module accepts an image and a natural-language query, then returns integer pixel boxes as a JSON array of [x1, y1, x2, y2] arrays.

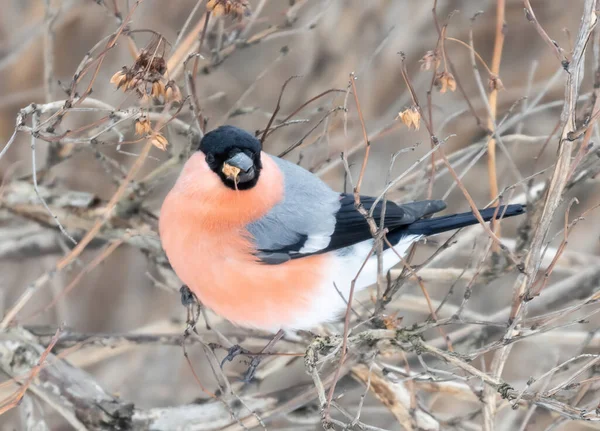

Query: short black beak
[[222, 152, 255, 183]]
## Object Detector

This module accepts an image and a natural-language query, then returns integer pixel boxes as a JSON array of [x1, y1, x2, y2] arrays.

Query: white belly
[[284, 235, 420, 330]]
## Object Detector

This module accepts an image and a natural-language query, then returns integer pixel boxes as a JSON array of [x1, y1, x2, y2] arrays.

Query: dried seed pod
[[151, 80, 165, 99], [488, 74, 504, 91], [164, 81, 183, 103], [135, 116, 151, 135], [435, 71, 457, 93], [397, 106, 421, 131], [110, 67, 129, 89], [419, 50, 441, 71], [150, 133, 169, 151], [206, 0, 250, 19]]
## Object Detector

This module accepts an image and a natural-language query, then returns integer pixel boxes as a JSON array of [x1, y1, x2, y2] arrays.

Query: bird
[[159, 125, 525, 333]]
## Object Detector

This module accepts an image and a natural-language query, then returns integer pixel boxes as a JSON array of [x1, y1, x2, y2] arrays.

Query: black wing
[[320, 195, 447, 254], [325, 198, 525, 251]]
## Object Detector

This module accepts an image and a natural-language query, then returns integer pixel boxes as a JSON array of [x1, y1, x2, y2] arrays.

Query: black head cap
[[199, 126, 263, 190]]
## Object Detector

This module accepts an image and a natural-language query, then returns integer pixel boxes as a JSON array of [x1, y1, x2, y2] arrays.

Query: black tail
[[402, 204, 526, 237]]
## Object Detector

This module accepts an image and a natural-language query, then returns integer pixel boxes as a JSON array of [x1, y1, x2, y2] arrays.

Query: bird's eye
[[205, 153, 215, 165]]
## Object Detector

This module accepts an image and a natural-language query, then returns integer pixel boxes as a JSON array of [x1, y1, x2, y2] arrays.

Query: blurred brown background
[[1, 1, 599, 430]]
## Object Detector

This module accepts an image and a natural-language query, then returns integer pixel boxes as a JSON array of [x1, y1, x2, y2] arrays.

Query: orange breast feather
[[159, 152, 330, 331]]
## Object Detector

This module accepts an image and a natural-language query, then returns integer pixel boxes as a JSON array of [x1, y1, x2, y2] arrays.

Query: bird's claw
[[241, 356, 262, 383], [180, 284, 196, 306], [220, 345, 261, 383], [220, 344, 250, 369]]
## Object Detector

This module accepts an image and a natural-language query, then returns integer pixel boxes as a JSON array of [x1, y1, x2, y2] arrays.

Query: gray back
[[246, 155, 341, 253]]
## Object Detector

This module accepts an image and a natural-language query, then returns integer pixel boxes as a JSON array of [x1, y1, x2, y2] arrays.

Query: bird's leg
[[241, 328, 285, 383], [180, 285, 201, 337]]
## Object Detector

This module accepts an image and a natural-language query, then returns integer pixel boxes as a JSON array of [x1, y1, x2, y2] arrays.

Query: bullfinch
[[159, 125, 525, 333]]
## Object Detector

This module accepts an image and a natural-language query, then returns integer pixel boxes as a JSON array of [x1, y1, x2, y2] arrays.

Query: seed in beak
[[222, 163, 241, 183]]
